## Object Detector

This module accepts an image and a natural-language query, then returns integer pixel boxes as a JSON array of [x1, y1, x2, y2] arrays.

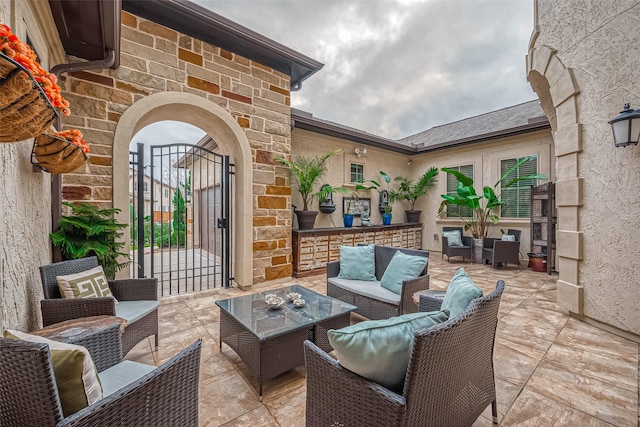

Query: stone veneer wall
[[529, 0, 640, 336], [58, 11, 294, 285]]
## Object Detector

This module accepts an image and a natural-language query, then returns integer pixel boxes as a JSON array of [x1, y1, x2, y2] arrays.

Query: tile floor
[[125, 256, 639, 426]]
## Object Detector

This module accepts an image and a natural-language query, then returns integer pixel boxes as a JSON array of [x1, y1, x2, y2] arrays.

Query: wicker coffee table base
[[219, 310, 351, 398]]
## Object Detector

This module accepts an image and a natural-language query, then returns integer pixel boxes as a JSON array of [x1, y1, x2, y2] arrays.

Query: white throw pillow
[[442, 230, 463, 246]]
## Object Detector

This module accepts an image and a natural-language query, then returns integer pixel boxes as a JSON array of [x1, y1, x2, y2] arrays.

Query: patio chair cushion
[[380, 251, 429, 294], [443, 230, 463, 246], [99, 360, 156, 397], [327, 277, 401, 305], [337, 244, 376, 281], [115, 300, 160, 324], [56, 265, 118, 303], [502, 234, 516, 241], [327, 310, 449, 391], [4, 329, 103, 416], [441, 268, 483, 318]]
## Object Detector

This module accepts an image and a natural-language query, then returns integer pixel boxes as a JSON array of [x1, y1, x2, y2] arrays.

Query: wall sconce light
[[354, 147, 367, 158], [609, 103, 640, 147]]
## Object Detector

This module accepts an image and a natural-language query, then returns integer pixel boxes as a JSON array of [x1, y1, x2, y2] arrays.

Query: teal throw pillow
[[380, 251, 428, 294], [328, 310, 449, 392], [442, 230, 463, 246], [337, 245, 376, 281], [501, 234, 516, 241], [441, 267, 483, 318]]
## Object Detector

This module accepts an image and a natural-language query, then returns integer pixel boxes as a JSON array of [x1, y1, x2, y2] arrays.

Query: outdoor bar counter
[[292, 222, 423, 277]]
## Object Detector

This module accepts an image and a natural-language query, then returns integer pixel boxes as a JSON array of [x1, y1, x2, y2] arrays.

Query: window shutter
[[446, 164, 474, 218], [500, 156, 538, 218]]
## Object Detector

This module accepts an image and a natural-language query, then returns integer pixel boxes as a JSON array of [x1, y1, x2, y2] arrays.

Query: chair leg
[[155, 333, 159, 350], [492, 399, 498, 424]]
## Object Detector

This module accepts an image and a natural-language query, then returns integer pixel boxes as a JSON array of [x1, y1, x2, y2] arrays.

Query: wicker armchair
[[327, 245, 430, 320], [0, 324, 201, 427], [305, 280, 505, 427], [39, 256, 159, 355], [441, 226, 473, 262], [482, 229, 522, 269]]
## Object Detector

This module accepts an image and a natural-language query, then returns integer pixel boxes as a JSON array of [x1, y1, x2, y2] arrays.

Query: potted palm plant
[[438, 156, 545, 262], [275, 149, 346, 230], [394, 166, 439, 223]]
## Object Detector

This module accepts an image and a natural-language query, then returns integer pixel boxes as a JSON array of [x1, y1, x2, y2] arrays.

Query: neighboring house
[[128, 168, 176, 223], [1, 0, 639, 342]]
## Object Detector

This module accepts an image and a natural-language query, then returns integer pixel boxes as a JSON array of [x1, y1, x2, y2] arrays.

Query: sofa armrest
[[72, 323, 123, 372], [109, 278, 158, 301], [419, 292, 445, 312], [41, 298, 116, 327], [326, 261, 340, 279], [303, 340, 406, 427], [400, 274, 430, 315]]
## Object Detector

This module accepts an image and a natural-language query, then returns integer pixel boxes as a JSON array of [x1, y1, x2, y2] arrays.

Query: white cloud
[[154, 0, 536, 139]]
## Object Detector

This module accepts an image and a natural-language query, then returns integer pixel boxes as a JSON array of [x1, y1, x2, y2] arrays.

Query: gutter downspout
[[48, 0, 121, 262]]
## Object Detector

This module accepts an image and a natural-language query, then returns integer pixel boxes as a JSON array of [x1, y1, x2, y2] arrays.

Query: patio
[[124, 256, 639, 426]]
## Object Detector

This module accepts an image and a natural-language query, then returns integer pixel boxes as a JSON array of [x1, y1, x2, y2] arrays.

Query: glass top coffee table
[[216, 284, 356, 398]]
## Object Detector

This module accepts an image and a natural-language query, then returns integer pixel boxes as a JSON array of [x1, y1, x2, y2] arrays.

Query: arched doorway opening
[[128, 121, 233, 295], [114, 92, 253, 289]]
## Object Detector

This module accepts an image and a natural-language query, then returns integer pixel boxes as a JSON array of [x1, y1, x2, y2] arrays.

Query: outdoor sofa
[[326, 245, 429, 320]]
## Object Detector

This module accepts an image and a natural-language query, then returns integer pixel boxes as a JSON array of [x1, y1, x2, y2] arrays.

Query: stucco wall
[[415, 130, 554, 256], [0, 0, 63, 333], [534, 0, 640, 334], [292, 128, 554, 259], [291, 129, 410, 228]]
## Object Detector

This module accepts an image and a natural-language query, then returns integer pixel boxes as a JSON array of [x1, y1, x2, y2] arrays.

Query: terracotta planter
[[295, 210, 318, 230], [405, 210, 421, 223], [528, 253, 547, 272]]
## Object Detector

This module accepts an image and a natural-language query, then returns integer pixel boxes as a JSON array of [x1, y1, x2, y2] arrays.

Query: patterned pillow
[[442, 230, 463, 246], [4, 329, 103, 416], [501, 234, 516, 241], [57, 265, 117, 303]]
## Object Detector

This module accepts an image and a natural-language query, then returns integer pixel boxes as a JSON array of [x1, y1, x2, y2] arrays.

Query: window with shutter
[[500, 155, 538, 218], [445, 164, 474, 218]]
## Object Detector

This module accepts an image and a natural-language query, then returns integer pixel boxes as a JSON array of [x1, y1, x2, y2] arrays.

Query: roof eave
[[292, 112, 416, 155], [292, 111, 551, 155], [415, 121, 552, 153]]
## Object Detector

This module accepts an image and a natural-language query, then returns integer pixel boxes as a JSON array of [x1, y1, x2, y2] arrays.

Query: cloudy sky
[[132, 0, 535, 146]]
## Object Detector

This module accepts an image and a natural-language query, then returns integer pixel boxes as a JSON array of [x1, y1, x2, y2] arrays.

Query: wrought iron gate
[[129, 142, 233, 295]]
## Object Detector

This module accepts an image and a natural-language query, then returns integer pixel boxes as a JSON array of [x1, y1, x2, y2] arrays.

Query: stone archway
[[527, 43, 584, 314], [113, 91, 253, 288]]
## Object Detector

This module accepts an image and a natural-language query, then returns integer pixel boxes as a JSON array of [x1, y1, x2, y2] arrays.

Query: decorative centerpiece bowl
[[286, 292, 302, 302], [265, 294, 285, 310], [293, 298, 306, 308]]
